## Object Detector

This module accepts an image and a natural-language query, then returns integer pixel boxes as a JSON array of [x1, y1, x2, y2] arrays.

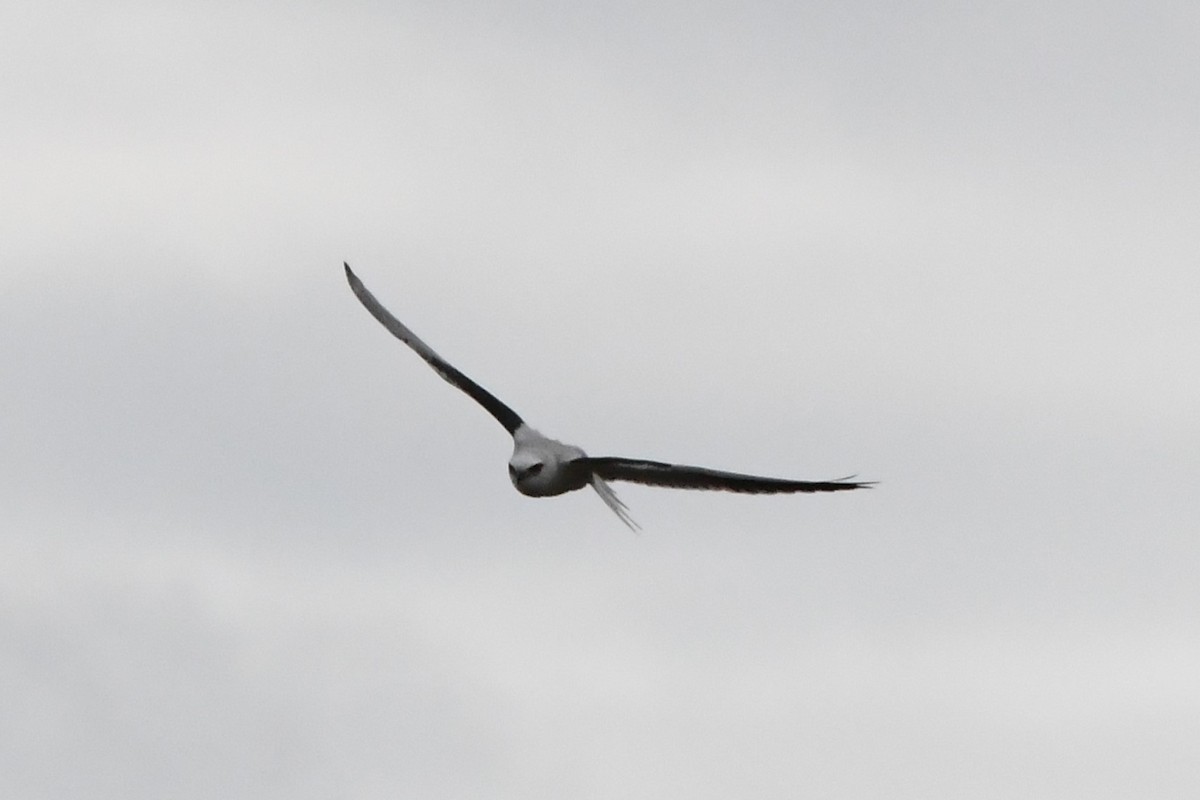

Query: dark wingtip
[[343, 262, 363, 292], [830, 474, 877, 489]]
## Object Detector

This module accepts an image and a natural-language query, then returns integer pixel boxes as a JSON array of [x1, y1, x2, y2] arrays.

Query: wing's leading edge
[[344, 263, 525, 434], [579, 457, 873, 494]]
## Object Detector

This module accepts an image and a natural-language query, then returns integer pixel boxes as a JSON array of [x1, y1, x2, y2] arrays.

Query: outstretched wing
[[344, 263, 525, 434], [578, 457, 873, 494]]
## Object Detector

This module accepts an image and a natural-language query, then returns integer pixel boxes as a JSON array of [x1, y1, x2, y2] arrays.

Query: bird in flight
[[344, 263, 871, 529]]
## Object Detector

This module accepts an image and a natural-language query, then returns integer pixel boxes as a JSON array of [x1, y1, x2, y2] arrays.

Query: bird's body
[[344, 263, 871, 529], [508, 425, 589, 497]]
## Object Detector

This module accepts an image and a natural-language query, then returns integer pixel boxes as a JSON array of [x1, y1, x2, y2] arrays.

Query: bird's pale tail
[[590, 476, 640, 532]]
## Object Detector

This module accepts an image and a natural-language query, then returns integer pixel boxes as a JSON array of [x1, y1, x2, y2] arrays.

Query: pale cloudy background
[[2, 1, 1198, 797]]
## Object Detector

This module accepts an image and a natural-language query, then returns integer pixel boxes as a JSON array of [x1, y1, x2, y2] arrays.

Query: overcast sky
[[3, 1, 1198, 798]]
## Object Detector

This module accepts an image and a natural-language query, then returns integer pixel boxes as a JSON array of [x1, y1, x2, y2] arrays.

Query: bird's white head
[[508, 425, 588, 497], [508, 451, 550, 494]]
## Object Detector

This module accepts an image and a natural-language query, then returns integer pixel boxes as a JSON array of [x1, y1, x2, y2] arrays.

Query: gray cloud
[[2, 1, 1198, 797]]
